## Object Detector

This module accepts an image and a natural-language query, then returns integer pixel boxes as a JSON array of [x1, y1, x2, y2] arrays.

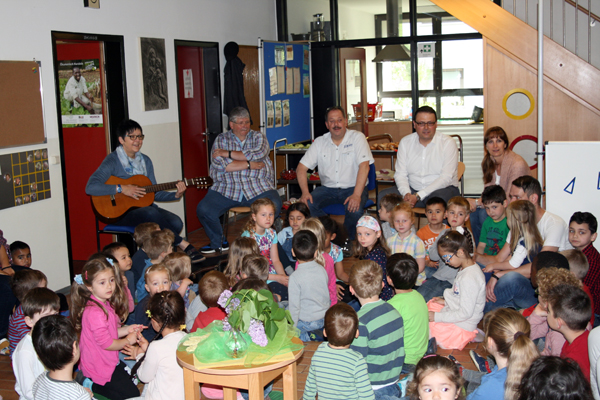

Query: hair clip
[[74, 274, 83, 285], [146, 310, 152, 318], [455, 226, 465, 235], [180, 324, 186, 331], [106, 257, 114, 266]]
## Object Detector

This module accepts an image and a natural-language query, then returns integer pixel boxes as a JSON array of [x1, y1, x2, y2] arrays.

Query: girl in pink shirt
[[71, 254, 143, 400]]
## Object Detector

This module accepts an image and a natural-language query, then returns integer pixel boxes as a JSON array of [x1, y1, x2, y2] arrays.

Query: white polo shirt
[[300, 129, 374, 189]]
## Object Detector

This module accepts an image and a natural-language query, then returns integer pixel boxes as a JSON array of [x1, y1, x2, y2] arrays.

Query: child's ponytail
[[483, 308, 539, 400], [506, 200, 543, 258], [437, 229, 471, 256]]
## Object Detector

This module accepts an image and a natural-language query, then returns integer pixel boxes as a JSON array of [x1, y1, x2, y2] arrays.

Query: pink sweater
[[528, 310, 566, 356], [80, 296, 120, 385], [295, 252, 337, 306], [484, 149, 531, 192]]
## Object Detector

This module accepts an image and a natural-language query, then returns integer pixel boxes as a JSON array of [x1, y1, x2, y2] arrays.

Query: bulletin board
[[260, 40, 312, 148], [0, 61, 46, 148], [546, 141, 600, 251]]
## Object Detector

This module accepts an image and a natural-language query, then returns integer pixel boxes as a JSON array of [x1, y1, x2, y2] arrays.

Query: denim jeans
[[240, 381, 273, 400], [484, 272, 537, 313], [377, 185, 460, 209], [196, 189, 282, 250], [297, 318, 324, 342], [417, 277, 453, 302], [469, 207, 488, 247], [306, 186, 368, 240], [374, 382, 402, 400], [116, 203, 184, 245]]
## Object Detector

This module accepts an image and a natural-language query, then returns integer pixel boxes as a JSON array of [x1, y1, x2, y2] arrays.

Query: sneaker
[[220, 241, 230, 252], [184, 245, 206, 264], [470, 350, 491, 373], [0, 338, 9, 356], [200, 245, 217, 255], [426, 337, 437, 355]]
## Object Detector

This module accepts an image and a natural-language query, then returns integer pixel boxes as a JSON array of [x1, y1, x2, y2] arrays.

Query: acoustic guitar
[[91, 175, 212, 219]]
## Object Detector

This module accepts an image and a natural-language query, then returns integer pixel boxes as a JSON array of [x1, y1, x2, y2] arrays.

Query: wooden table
[[177, 337, 304, 400]]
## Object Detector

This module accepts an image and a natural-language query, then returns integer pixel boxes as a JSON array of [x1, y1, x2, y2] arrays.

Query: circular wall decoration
[[502, 88, 535, 120], [510, 135, 539, 170]]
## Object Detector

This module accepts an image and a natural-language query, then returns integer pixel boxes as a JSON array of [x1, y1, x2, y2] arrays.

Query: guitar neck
[[142, 180, 185, 193]]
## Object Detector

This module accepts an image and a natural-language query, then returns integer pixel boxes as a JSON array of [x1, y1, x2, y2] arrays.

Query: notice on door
[[183, 69, 194, 98]]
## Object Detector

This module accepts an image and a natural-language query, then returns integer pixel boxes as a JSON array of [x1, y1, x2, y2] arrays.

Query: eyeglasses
[[414, 121, 436, 127], [231, 120, 250, 126], [441, 253, 456, 263], [126, 134, 145, 141]]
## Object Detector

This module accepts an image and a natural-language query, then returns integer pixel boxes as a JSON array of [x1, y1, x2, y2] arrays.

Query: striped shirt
[[350, 300, 405, 387], [209, 130, 274, 201], [8, 305, 29, 357], [303, 343, 374, 400], [33, 372, 90, 400], [583, 243, 600, 315]]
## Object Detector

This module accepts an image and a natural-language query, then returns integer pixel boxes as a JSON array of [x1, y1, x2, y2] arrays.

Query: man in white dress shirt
[[297, 107, 374, 240], [379, 105, 459, 208]]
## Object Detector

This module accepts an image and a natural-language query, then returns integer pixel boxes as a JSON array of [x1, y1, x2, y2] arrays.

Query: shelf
[[277, 179, 321, 185], [273, 148, 309, 155], [371, 149, 398, 155]]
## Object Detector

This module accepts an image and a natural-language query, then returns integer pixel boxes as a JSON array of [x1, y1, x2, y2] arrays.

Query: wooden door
[[56, 41, 109, 261], [340, 48, 367, 134], [176, 46, 211, 233], [237, 45, 260, 131]]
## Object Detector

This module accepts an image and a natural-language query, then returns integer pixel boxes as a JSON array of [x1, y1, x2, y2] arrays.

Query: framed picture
[[140, 37, 169, 111]]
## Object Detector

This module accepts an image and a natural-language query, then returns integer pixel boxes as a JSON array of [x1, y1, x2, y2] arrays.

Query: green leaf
[[271, 307, 285, 321], [264, 318, 278, 340], [241, 309, 251, 331], [228, 310, 240, 328]]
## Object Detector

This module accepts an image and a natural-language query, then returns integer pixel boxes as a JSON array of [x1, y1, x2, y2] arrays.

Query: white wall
[[0, 0, 276, 290]]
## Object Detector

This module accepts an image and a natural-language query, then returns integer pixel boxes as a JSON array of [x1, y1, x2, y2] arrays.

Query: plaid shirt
[[583, 243, 600, 315], [209, 130, 275, 200]]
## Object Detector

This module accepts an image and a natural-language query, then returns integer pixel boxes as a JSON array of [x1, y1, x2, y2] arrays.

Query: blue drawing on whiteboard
[[564, 177, 575, 194], [598, 172, 600, 190]]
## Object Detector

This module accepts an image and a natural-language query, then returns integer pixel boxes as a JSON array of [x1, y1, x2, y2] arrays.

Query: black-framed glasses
[[126, 134, 145, 141], [414, 121, 436, 127]]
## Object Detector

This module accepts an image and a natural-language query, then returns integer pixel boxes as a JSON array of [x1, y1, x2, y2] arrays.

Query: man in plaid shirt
[[196, 107, 281, 254]]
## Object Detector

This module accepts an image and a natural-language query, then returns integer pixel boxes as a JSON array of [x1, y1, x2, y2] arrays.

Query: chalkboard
[[0, 61, 46, 148], [261, 41, 312, 148]]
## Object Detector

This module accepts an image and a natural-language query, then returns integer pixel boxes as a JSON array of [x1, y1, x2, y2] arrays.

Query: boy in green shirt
[[476, 185, 509, 257], [386, 253, 429, 373]]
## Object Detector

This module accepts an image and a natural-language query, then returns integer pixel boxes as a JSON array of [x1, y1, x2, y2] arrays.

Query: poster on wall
[[303, 74, 310, 98], [266, 101, 274, 128], [303, 45, 309, 70], [140, 37, 169, 111], [275, 45, 286, 66], [0, 148, 51, 210], [283, 100, 290, 127], [58, 59, 103, 127], [274, 100, 282, 127]]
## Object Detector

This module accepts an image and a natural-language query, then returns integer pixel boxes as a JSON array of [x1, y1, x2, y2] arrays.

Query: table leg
[[248, 373, 264, 400], [183, 368, 200, 400], [223, 387, 237, 400], [282, 362, 298, 400]]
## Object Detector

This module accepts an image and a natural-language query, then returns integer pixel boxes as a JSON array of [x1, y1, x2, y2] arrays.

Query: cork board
[[0, 61, 46, 148]]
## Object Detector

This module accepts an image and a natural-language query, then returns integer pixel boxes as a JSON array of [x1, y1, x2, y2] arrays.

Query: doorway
[[51, 32, 128, 276], [174, 41, 222, 233]]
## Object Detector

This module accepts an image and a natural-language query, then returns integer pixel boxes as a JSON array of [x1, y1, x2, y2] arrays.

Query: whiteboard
[[546, 141, 600, 251]]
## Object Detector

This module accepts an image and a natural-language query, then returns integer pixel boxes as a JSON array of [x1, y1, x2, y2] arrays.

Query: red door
[[176, 46, 210, 232], [56, 42, 109, 260]]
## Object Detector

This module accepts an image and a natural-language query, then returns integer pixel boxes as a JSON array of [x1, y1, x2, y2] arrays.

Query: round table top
[[177, 336, 304, 375]]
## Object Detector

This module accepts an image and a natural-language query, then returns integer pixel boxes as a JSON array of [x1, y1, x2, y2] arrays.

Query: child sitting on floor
[[191, 271, 229, 331], [349, 260, 404, 398], [303, 303, 375, 400], [428, 230, 486, 350], [135, 229, 174, 302]]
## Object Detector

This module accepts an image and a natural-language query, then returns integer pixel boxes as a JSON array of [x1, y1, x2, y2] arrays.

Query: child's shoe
[[469, 350, 492, 373]]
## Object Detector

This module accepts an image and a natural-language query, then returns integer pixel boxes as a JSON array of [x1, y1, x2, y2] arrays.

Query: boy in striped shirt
[[349, 260, 405, 399], [303, 303, 374, 400]]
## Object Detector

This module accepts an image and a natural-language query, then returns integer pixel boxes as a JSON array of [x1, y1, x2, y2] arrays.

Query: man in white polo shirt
[[296, 106, 374, 240]]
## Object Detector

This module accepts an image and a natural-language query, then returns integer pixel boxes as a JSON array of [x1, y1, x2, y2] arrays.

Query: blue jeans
[[196, 189, 282, 250], [297, 318, 324, 342], [417, 277, 453, 302], [377, 185, 460, 209], [240, 381, 273, 400], [116, 203, 184, 246], [484, 272, 537, 313], [307, 186, 368, 240], [469, 207, 488, 246], [374, 382, 402, 400]]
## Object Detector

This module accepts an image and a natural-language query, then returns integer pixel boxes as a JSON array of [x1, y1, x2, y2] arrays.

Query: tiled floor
[[0, 213, 486, 400]]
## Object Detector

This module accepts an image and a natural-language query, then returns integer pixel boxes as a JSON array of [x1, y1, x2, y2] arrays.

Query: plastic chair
[[322, 163, 377, 215], [95, 217, 136, 253], [220, 206, 251, 250]]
